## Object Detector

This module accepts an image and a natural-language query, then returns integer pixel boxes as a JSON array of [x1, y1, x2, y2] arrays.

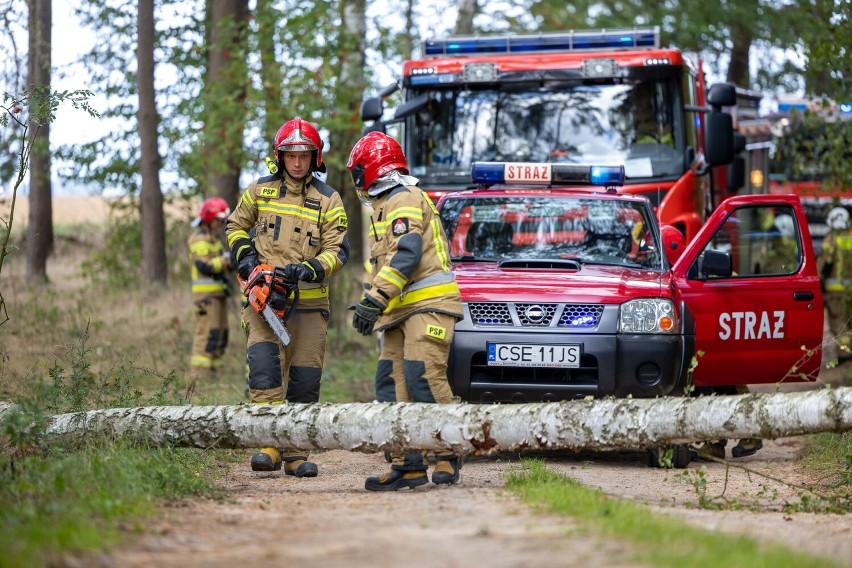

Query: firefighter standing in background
[[347, 132, 464, 491], [819, 206, 852, 360], [226, 117, 350, 477], [189, 197, 232, 379]]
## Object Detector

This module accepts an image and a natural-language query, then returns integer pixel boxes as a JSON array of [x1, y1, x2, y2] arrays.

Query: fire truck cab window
[[407, 79, 684, 185]]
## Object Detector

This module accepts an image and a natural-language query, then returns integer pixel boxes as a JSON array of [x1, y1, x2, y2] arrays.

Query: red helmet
[[274, 117, 323, 169], [346, 132, 408, 194], [197, 197, 230, 224]]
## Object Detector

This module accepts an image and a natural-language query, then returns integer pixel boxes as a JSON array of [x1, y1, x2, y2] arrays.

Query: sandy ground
[[69, 411, 850, 568]]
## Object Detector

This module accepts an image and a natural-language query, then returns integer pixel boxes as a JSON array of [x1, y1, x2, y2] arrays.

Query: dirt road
[[80, 432, 850, 568]]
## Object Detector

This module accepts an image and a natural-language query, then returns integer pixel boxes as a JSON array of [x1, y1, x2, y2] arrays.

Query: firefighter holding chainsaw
[[226, 117, 350, 477], [188, 196, 232, 379], [347, 132, 464, 491]]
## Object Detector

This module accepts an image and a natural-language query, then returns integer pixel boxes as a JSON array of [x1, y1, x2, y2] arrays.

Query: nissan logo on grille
[[524, 305, 546, 323]]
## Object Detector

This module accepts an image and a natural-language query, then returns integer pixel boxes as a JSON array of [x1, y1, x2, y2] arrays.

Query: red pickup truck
[[437, 162, 824, 405]]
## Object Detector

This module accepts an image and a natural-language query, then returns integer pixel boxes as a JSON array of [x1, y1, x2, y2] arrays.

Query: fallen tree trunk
[[1, 388, 850, 454]]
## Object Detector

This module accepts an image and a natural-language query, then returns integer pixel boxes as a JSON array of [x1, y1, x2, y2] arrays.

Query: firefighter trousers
[[191, 296, 229, 377], [825, 291, 852, 352], [375, 311, 457, 470], [242, 306, 328, 404]]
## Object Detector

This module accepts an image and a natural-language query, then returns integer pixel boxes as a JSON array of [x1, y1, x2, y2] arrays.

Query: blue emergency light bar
[[423, 27, 659, 58], [471, 162, 625, 187]]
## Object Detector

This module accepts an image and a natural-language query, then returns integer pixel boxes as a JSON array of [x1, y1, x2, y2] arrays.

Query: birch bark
[[2, 388, 850, 453]]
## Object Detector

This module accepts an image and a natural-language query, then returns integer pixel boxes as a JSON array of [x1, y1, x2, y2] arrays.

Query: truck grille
[[468, 302, 604, 328]]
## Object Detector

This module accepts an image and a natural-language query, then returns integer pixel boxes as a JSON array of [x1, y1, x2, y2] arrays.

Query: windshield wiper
[[452, 255, 497, 262]]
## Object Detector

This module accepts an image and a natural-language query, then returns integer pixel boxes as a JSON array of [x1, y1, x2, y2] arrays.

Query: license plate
[[487, 343, 581, 368]]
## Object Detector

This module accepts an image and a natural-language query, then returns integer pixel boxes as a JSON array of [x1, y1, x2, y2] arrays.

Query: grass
[[798, 431, 852, 511], [506, 460, 843, 568], [0, 441, 234, 568]]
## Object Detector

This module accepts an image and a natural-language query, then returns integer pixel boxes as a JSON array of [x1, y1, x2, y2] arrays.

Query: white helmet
[[773, 214, 795, 238], [827, 207, 849, 231]]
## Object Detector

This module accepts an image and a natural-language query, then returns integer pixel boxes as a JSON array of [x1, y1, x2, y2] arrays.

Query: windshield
[[407, 79, 684, 185], [439, 195, 663, 269]]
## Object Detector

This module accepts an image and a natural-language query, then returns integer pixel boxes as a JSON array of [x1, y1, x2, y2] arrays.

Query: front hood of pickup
[[453, 261, 671, 304]]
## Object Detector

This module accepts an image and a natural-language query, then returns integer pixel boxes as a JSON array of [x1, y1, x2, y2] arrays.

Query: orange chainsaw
[[238, 263, 299, 346]]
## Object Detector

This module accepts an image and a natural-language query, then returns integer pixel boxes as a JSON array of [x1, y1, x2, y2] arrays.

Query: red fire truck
[[360, 26, 737, 242], [768, 95, 852, 249]]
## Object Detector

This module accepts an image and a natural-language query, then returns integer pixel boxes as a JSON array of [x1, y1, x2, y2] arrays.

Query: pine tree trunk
[[2, 388, 850, 454], [25, 0, 52, 280], [137, 0, 168, 285]]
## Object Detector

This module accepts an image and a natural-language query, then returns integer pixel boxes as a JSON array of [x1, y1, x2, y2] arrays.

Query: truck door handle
[[794, 291, 814, 301]]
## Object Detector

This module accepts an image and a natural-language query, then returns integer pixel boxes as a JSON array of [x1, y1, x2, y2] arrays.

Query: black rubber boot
[[365, 468, 428, 491], [284, 459, 318, 478], [731, 438, 763, 458], [250, 448, 282, 471], [432, 455, 462, 485]]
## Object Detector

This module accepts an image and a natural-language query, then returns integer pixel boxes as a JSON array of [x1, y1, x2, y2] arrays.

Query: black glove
[[237, 251, 258, 280], [284, 262, 315, 283], [352, 295, 383, 336]]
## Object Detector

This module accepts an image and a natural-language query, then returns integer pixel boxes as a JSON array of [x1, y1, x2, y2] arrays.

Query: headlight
[[619, 299, 676, 334]]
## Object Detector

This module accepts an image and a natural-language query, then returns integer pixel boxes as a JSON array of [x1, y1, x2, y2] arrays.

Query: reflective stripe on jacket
[[225, 171, 350, 309], [368, 184, 462, 330], [188, 227, 229, 297], [820, 231, 852, 290]]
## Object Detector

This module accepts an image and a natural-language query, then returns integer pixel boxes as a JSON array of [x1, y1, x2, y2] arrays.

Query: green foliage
[[0, 440, 228, 568], [0, 325, 230, 567], [507, 460, 842, 568], [80, 205, 188, 289], [772, 108, 852, 194], [80, 213, 146, 288], [321, 329, 378, 403], [801, 431, 852, 498], [673, 435, 852, 514]]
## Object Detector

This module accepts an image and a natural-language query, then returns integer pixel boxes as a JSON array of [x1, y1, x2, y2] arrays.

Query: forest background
[[1, 0, 849, 290]]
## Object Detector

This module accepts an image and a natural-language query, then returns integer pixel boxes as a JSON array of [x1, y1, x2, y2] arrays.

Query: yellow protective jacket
[[367, 184, 463, 331], [820, 229, 852, 292], [188, 225, 230, 299], [226, 171, 350, 309]]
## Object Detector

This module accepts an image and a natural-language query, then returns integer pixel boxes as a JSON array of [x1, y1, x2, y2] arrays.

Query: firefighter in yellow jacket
[[819, 206, 852, 359], [347, 131, 464, 491], [188, 197, 232, 379], [226, 117, 350, 477]]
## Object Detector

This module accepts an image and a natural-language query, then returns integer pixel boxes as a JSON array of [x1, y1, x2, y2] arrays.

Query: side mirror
[[705, 110, 734, 166], [707, 83, 737, 107], [700, 249, 733, 278], [360, 96, 384, 122]]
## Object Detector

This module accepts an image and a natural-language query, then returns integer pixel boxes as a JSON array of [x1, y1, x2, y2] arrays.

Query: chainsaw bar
[[261, 304, 291, 346]]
